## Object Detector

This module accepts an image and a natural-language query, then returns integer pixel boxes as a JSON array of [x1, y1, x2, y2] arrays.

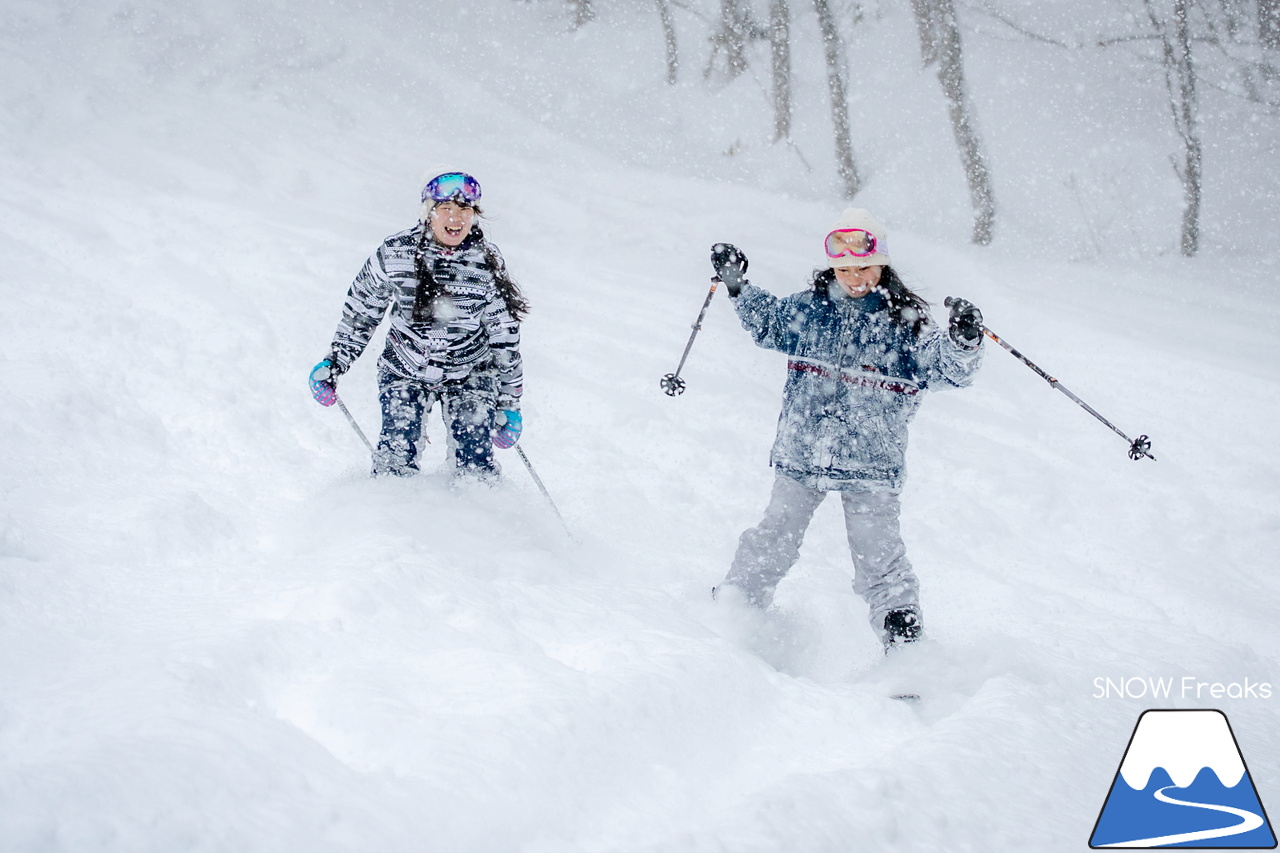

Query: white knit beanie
[[826, 208, 891, 269]]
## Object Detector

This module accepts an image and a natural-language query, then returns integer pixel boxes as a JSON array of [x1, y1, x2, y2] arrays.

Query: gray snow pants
[[722, 471, 921, 639]]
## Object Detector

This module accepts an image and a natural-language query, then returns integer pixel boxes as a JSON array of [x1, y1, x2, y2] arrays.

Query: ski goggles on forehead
[[824, 228, 880, 259], [422, 172, 482, 204]]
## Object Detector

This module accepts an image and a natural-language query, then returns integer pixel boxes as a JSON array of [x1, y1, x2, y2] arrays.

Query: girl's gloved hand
[[710, 243, 749, 297], [309, 358, 343, 407], [946, 298, 984, 350], [493, 409, 523, 449]]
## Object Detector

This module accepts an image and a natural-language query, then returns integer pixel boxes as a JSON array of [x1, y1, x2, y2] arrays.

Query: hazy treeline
[[549, 0, 1280, 256]]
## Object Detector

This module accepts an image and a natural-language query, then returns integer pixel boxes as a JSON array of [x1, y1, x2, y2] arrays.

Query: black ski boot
[[883, 609, 922, 652]]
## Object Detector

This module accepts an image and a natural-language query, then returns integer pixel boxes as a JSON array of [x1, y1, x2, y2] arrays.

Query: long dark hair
[[413, 210, 530, 323], [811, 265, 929, 337]]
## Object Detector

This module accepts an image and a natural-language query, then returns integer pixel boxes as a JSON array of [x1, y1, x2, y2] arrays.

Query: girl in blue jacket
[[710, 209, 984, 650]]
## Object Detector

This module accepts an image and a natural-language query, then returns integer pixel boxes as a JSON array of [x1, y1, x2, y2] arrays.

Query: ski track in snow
[[2, 1, 1280, 851], [1099, 786, 1265, 848]]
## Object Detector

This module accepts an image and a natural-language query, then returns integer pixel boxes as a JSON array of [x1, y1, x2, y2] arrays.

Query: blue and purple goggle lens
[[422, 172, 482, 204]]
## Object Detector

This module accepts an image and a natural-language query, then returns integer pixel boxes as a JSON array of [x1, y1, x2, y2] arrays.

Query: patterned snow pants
[[373, 370, 498, 480], [721, 470, 921, 640]]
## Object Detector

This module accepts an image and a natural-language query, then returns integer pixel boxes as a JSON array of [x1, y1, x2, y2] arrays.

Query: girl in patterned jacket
[[309, 172, 528, 480], [709, 208, 985, 651]]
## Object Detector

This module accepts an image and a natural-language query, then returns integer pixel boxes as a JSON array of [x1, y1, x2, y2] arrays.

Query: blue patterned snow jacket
[[732, 279, 982, 492]]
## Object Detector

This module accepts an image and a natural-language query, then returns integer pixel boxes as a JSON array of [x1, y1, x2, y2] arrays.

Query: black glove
[[710, 243, 749, 297], [947, 297, 984, 350]]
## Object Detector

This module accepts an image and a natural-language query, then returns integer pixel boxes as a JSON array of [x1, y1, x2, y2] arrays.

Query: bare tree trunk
[[657, 0, 679, 84], [770, 0, 792, 141], [812, 0, 860, 198], [914, 0, 995, 245], [1145, 0, 1202, 255], [1216, 0, 1248, 40], [713, 0, 751, 79], [910, 0, 940, 65], [1170, 0, 1202, 256], [568, 0, 594, 30], [1262, 0, 1280, 49]]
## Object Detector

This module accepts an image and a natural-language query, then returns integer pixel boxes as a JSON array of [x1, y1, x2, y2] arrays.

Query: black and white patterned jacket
[[329, 225, 523, 409]]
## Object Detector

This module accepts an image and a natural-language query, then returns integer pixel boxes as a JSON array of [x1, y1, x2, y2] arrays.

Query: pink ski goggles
[[824, 228, 880, 259]]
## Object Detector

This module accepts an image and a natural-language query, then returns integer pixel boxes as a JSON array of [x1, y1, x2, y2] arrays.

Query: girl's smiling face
[[429, 201, 476, 247], [833, 264, 883, 298]]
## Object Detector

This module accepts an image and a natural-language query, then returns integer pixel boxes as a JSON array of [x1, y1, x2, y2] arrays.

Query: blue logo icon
[[1090, 709, 1276, 848]]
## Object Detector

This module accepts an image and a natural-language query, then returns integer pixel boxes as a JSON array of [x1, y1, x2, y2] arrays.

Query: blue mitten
[[309, 359, 341, 407], [492, 409, 522, 449]]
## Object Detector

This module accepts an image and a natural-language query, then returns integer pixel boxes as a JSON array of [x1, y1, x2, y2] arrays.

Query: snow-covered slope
[[2, 1, 1278, 850]]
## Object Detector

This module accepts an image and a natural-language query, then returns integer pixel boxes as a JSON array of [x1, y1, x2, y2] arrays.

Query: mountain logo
[[1090, 709, 1276, 848]]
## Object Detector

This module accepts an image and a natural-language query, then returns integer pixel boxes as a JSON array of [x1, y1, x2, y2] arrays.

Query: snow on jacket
[[732, 280, 982, 492], [329, 225, 523, 408]]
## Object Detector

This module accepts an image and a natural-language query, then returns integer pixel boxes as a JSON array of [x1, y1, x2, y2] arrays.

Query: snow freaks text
[[1093, 677, 1274, 701]]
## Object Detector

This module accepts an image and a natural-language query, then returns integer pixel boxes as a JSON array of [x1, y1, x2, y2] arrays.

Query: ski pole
[[947, 298, 1155, 461], [660, 278, 720, 396], [515, 445, 575, 540], [333, 392, 375, 454]]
